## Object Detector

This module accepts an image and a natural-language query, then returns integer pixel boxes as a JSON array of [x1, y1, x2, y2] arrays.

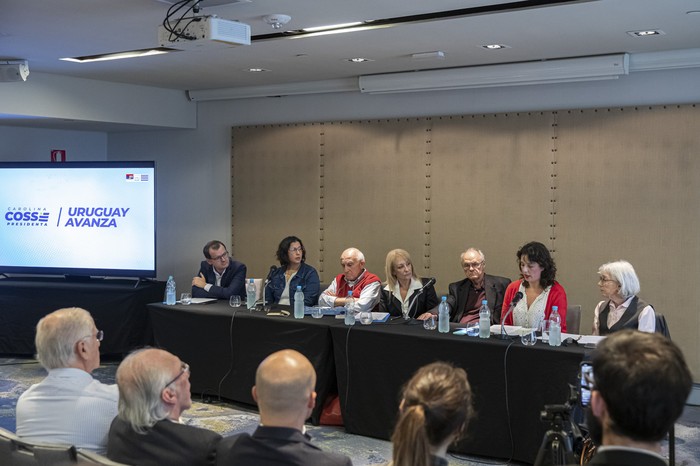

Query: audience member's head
[[116, 348, 192, 433], [391, 362, 473, 466], [340, 247, 366, 282], [35, 307, 102, 372], [253, 349, 316, 430], [588, 330, 692, 450]]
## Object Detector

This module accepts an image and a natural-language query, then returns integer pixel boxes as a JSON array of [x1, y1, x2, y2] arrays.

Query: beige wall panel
[[556, 105, 700, 374], [429, 113, 555, 294], [320, 120, 429, 283], [230, 104, 699, 379], [232, 125, 321, 278]]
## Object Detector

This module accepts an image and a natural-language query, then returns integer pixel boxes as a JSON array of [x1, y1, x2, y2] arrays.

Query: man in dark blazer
[[580, 330, 691, 466], [216, 350, 352, 466], [446, 248, 510, 324], [191, 239, 246, 299], [107, 348, 221, 466]]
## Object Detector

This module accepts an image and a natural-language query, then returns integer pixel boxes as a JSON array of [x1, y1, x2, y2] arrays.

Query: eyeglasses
[[462, 261, 483, 270], [164, 362, 190, 389], [289, 246, 304, 253], [211, 251, 229, 262], [597, 277, 617, 284], [81, 330, 104, 342]]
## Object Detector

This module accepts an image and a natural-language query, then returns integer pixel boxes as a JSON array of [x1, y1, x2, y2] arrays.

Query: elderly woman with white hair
[[592, 260, 656, 335]]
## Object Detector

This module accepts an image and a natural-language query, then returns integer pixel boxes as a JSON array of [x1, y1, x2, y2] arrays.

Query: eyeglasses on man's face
[[462, 261, 483, 270], [81, 329, 104, 342], [164, 361, 190, 389], [211, 251, 229, 262]]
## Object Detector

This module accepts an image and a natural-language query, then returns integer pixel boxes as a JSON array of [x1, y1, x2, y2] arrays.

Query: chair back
[[655, 312, 671, 339], [0, 427, 77, 466], [566, 305, 582, 334]]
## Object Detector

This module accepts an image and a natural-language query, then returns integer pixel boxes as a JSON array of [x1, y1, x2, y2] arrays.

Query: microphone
[[262, 265, 278, 311], [405, 277, 436, 320], [498, 291, 524, 340]]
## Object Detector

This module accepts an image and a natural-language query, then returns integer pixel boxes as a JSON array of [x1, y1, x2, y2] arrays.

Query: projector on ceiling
[[158, 16, 251, 50]]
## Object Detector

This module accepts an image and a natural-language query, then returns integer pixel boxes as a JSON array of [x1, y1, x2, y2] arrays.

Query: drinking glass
[[539, 320, 550, 344], [311, 307, 325, 319], [180, 292, 192, 305], [229, 295, 241, 307], [359, 310, 373, 325], [423, 315, 437, 330], [520, 328, 537, 346]]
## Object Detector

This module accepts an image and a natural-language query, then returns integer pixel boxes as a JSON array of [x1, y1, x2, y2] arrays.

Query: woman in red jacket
[[502, 241, 567, 331]]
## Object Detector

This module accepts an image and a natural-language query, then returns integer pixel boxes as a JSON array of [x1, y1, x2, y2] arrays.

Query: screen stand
[[64, 275, 101, 283]]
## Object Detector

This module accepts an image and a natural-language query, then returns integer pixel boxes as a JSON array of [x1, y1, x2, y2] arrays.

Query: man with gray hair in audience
[[216, 349, 352, 465], [16, 307, 118, 454], [107, 348, 221, 466]]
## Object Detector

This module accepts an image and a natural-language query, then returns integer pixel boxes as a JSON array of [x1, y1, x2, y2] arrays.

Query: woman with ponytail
[[389, 362, 473, 466]]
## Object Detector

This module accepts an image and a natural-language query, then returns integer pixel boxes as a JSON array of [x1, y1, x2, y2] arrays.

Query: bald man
[[318, 247, 381, 313], [107, 348, 221, 466], [16, 307, 118, 454], [217, 350, 352, 466]]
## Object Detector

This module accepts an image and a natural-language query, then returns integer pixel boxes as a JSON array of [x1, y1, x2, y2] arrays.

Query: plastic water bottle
[[479, 299, 491, 338], [165, 275, 176, 305], [549, 306, 562, 347], [344, 291, 356, 326], [438, 296, 450, 333], [294, 285, 304, 319], [246, 278, 257, 310]]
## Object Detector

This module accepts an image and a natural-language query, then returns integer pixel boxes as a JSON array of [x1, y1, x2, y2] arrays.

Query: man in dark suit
[[191, 239, 246, 299], [216, 349, 352, 466], [107, 348, 221, 466], [582, 330, 691, 466], [446, 248, 510, 324]]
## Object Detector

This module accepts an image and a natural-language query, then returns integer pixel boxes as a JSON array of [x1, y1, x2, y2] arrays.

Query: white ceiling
[[1, 0, 700, 123]]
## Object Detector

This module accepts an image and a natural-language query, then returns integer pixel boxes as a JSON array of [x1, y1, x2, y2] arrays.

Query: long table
[[148, 301, 587, 462], [0, 277, 165, 355]]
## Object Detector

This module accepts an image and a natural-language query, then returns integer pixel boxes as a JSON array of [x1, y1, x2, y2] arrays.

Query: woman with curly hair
[[502, 241, 568, 331]]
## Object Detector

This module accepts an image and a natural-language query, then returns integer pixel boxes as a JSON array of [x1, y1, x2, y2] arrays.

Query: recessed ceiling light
[[482, 44, 509, 50], [245, 68, 270, 72], [345, 57, 373, 63], [627, 29, 665, 37], [61, 48, 174, 63], [411, 51, 445, 59]]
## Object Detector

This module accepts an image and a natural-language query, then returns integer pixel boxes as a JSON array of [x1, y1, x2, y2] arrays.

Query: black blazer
[[216, 426, 352, 466], [446, 274, 511, 324], [191, 259, 247, 299], [376, 277, 440, 318], [582, 447, 667, 466], [107, 417, 221, 466]]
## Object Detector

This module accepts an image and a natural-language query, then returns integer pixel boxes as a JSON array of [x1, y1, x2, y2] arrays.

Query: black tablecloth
[[147, 302, 587, 462], [0, 277, 164, 355], [330, 320, 587, 462], [147, 302, 338, 424]]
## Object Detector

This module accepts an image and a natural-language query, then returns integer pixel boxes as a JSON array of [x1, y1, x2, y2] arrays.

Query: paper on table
[[490, 324, 533, 336]]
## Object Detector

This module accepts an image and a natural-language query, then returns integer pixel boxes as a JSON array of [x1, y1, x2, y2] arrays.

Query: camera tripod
[[533, 404, 577, 466]]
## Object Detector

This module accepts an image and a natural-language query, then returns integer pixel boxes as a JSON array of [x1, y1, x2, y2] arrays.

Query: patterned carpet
[[1, 357, 698, 465]]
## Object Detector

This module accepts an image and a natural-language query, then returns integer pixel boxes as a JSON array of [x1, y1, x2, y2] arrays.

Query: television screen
[[0, 161, 156, 278]]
